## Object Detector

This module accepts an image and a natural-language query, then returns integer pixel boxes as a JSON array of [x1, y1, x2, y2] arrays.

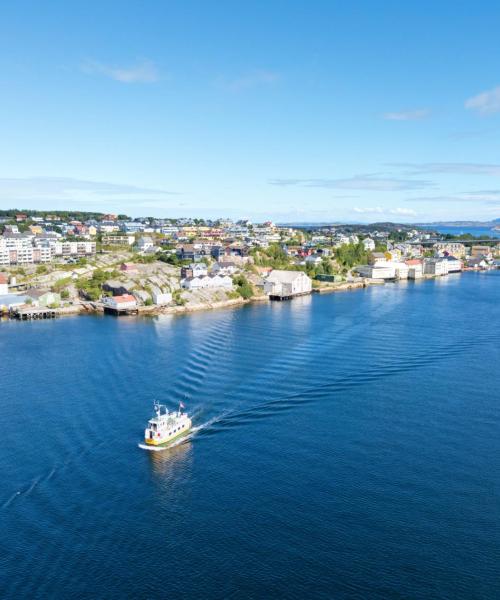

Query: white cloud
[[269, 175, 431, 191], [353, 206, 383, 214], [82, 60, 160, 83], [392, 162, 500, 176], [465, 85, 500, 115], [382, 109, 430, 121], [0, 177, 178, 206], [353, 206, 417, 216], [219, 70, 280, 92], [389, 207, 417, 216]]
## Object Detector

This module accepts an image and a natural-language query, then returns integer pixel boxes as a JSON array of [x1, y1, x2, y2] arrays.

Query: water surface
[[0, 272, 499, 599]]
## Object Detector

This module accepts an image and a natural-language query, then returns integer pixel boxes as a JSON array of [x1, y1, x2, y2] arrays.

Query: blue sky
[[1, 1, 500, 222]]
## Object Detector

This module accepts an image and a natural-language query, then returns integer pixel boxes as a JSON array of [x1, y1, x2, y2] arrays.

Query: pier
[[103, 306, 139, 316], [12, 307, 57, 320]]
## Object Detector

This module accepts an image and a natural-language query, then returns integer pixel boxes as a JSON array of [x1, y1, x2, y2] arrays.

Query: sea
[[0, 271, 499, 599], [431, 226, 500, 238]]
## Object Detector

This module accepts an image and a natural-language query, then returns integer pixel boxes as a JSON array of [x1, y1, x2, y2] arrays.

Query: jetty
[[12, 307, 57, 320]]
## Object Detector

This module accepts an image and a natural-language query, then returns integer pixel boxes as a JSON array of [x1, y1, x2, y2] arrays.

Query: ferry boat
[[144, 402, 192, 447]]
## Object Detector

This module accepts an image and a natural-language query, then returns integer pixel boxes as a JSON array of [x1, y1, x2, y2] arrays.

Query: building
[[471, 246, 493, 260], [137, 236, 155, 252], [369, 252, 388, 266], [211, 261, 239, 276], [181, 263, 208, 279], [0, 273, 9, 295], [0, 294, 32, 311], [120, 222, 145, 233], [423, 258, 449, 276], [442, 256, 462, 272], [102, 234, 135, 246], [102, 294, 137, 310], [25, 289, 61, 307], [434, 242, 466, 258], [305, 254, 323, 266], [355, 265, 396, 279], [53, 241, 96, 257], [466, 257, 488, 269], [151, 288, 173, 305], [264, 270, 312, 299], [362, 238, 375, 251], [181, 274, 233, 290], [393, 262, 409, 279], [406, 259, 423, 280]]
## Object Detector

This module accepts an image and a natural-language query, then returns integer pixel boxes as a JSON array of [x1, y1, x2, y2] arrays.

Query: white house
[[151, 288, 173, 305], [305, 254, 322, 266], [181, 274, 233, 290], [423, 258, 449, 276], [103, 294, 137, 310], [408, 264, 423, 279], [356, 265, 396, 280], [137, 236, 155, 252], [191, 263, 208, 277], [264, 270, 312, 298], [211, 261, 239, 276], [0, 273, 8, 295], [362, 238, 375, 251], [443, 256, 462, 272], [392, 262, 409, 280]]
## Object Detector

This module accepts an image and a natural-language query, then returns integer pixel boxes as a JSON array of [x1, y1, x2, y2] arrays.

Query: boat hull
[[144, 427, 192, 447]]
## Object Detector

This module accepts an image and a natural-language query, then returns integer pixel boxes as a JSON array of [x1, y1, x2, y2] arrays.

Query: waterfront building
[[25, 289, 61, 307], [102, 294, 137, 310], [442, 256, 463, 272], [264, 270, 312, 298], [151, 288, 173, 305], [423, 258, 449, 276], [355, 265, 396, 279], [0, 294, 32, 310]]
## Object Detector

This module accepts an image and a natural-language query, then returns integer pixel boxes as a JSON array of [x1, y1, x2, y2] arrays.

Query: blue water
[[1, 272, 499, 599], [432, 226, 500, 238]]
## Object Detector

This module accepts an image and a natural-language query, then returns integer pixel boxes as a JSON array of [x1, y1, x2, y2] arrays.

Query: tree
[[233, 274, 253, 299]]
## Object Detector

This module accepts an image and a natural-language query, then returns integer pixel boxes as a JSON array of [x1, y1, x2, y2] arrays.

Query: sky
[[1, 1, 500, 223]]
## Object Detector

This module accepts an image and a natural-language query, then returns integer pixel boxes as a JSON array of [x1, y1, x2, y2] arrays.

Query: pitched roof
[[266, 270, 308, 283], [114, 294, 136, 303]]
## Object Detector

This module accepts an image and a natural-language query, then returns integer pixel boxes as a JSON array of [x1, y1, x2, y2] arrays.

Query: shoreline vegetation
[[8, 273, 465, 322], [2, 209, 499, 323]]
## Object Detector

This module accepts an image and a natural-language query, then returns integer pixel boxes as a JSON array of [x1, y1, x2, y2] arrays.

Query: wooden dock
[[103, 306, 139, 316], [12, 307, 57, 320]]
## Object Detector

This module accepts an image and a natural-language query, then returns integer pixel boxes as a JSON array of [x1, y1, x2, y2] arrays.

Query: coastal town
[[1, 210, 499, 320]]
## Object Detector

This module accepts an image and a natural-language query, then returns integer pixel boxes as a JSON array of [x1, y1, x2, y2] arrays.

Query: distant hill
[[417, 219, 500, 228]]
